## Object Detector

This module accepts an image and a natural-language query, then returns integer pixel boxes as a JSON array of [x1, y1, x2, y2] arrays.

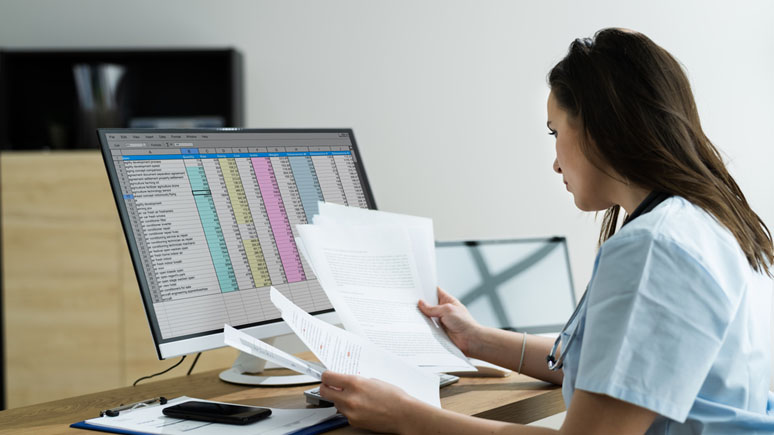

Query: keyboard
[[304, 373, 460, 406]]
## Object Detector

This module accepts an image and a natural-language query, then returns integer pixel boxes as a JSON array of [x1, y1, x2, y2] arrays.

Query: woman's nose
[[553, 158, 561, 174]]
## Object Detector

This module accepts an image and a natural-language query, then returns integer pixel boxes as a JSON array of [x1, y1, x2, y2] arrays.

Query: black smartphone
[[162, 400, 272, 425]]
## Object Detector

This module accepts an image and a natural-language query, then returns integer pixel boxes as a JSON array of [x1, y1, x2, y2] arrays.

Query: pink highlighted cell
[[251, 157, 306, 283]]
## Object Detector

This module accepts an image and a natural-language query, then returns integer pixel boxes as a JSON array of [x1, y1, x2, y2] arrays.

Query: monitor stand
[[218, 338, 319, 386]]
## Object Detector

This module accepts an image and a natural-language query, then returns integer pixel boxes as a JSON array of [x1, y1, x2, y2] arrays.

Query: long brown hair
[[548, 28, 773, 275]]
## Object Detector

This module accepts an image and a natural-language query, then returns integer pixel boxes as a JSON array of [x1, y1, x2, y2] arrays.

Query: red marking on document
[[347, 352, 350, 357]]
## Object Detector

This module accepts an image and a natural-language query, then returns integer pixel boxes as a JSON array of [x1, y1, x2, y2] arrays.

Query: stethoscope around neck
[[546, 289, 588, 371], [545, 192, 669, 371]]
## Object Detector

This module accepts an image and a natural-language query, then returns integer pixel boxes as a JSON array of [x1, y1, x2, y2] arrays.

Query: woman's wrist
[[395, 393, 430, 434], [463, 324, 490, 360]]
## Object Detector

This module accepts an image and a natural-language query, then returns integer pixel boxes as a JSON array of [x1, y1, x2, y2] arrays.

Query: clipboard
[[70, 416, 349, 435], [69, 396, 344, 435], [70, 420, 153, 435]]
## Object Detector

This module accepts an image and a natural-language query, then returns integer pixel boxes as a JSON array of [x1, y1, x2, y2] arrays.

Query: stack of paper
[[224, 203, 479, 407], [296, 202, 474, 373], [226, 289, 441, 407]]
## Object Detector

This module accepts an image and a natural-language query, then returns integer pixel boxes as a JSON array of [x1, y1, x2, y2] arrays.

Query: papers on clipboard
[[70, 396, 340, 435]]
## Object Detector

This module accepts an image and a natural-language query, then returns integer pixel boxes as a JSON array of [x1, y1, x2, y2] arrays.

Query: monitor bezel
[[98, 128, 377, 359]]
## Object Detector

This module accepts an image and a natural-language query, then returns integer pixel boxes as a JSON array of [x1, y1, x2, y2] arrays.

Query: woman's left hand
[[319, 371, 418, 433]]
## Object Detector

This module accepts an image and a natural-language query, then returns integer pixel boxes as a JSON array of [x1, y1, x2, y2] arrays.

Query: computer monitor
[[98, 128, 376, 385], [436, 237, 577, 334]]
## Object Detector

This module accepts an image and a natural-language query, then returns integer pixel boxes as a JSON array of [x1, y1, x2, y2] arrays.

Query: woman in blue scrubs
[[319, 28, 774, 434]]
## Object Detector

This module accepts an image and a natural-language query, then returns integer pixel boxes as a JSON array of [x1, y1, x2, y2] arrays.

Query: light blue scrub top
[[561, 196, 774, 433]]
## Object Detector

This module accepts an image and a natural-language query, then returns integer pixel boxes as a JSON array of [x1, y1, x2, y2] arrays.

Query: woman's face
[[547, 92, 618, 212]]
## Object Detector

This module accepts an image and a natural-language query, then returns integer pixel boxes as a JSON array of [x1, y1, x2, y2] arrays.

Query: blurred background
[[0, 0, 772, 412]]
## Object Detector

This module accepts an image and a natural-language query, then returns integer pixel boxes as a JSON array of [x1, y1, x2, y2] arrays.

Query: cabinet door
[[1, 151, 244, 408], [2, 151, 123, 407]]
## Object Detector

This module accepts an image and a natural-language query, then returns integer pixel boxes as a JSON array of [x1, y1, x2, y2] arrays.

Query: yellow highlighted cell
[[243, 239, 272, 287], [219, 159, 253, 225]]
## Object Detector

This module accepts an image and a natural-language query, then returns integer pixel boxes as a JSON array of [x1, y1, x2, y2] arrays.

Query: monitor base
[[219, 368, 319, 386], [218, 347, 319, 387]]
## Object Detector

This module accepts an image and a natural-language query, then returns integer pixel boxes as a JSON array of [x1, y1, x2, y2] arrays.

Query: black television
[[0, 48, 243, 150]]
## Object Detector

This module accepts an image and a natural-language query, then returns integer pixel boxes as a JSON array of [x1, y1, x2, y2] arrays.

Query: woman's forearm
[[468, 327, 563, 385]]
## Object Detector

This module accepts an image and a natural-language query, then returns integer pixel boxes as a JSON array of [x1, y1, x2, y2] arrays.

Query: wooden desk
[[0, 367, 564, 434]]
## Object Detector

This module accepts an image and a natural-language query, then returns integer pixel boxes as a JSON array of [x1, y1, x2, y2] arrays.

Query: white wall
[[2, 0, 773, 359]]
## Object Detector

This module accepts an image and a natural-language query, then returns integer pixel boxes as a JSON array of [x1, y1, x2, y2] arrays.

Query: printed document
[[270, 288, 440, 407], [296, 204, 474, 373], [224, 324, 324, 380], [313, 202, 438, 304], [224, 288, 440, 407]]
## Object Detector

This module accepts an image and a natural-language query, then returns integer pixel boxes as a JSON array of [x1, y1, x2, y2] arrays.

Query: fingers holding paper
[[418, 287, 482, 356], [320, 371, 421, 433]]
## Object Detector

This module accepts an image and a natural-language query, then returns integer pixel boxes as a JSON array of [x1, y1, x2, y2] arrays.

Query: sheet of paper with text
[[314, 202, 438, 304], [270, 287, 440, 407], [223, 324, 324, 380], [296, 204, 474, 373]]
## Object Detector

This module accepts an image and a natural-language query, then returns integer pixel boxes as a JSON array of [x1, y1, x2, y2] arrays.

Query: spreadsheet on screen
[[101, 129, 374, 345]]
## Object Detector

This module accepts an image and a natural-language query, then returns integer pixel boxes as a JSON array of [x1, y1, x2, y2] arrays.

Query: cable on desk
[[132, 355, 186, 386], [187, 352, 202, 376]]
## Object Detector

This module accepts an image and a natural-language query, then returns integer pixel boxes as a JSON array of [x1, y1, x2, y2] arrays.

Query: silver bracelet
[[517, 332, 527, 374]]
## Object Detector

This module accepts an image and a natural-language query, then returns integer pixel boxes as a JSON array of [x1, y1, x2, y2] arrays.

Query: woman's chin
[[573, 196, 609, 213]]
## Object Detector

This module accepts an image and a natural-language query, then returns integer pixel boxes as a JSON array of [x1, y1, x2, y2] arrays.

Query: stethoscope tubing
[[547, 289, 588, 371]]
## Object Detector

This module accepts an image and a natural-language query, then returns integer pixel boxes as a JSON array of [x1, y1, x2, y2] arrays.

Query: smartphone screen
[[162, 400, 272, 425]]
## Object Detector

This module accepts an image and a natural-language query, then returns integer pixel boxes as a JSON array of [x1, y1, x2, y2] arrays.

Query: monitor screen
[[99, 128, 376, 359], [436, 238, 576, 334]]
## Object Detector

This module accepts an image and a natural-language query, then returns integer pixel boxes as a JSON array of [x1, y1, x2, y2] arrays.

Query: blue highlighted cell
[[122, 150, 351, 161], [289, 156, 324, 222], [186, 169, 239, 294]]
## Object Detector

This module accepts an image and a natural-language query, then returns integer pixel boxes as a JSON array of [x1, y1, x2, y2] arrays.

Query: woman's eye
[[548, 130, 557, 137]]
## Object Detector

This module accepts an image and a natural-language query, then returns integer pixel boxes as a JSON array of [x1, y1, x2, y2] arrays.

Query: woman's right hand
[[418, 287, 482, 356]]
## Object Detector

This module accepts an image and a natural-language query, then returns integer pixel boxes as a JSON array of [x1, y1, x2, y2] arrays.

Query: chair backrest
[[436, 237, 576, 334]]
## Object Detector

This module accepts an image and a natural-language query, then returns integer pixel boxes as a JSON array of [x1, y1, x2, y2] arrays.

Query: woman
[[319, 28, 774, 434]]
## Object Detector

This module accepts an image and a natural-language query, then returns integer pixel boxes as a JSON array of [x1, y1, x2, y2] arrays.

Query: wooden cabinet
[[1, 151, 237, 408]]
